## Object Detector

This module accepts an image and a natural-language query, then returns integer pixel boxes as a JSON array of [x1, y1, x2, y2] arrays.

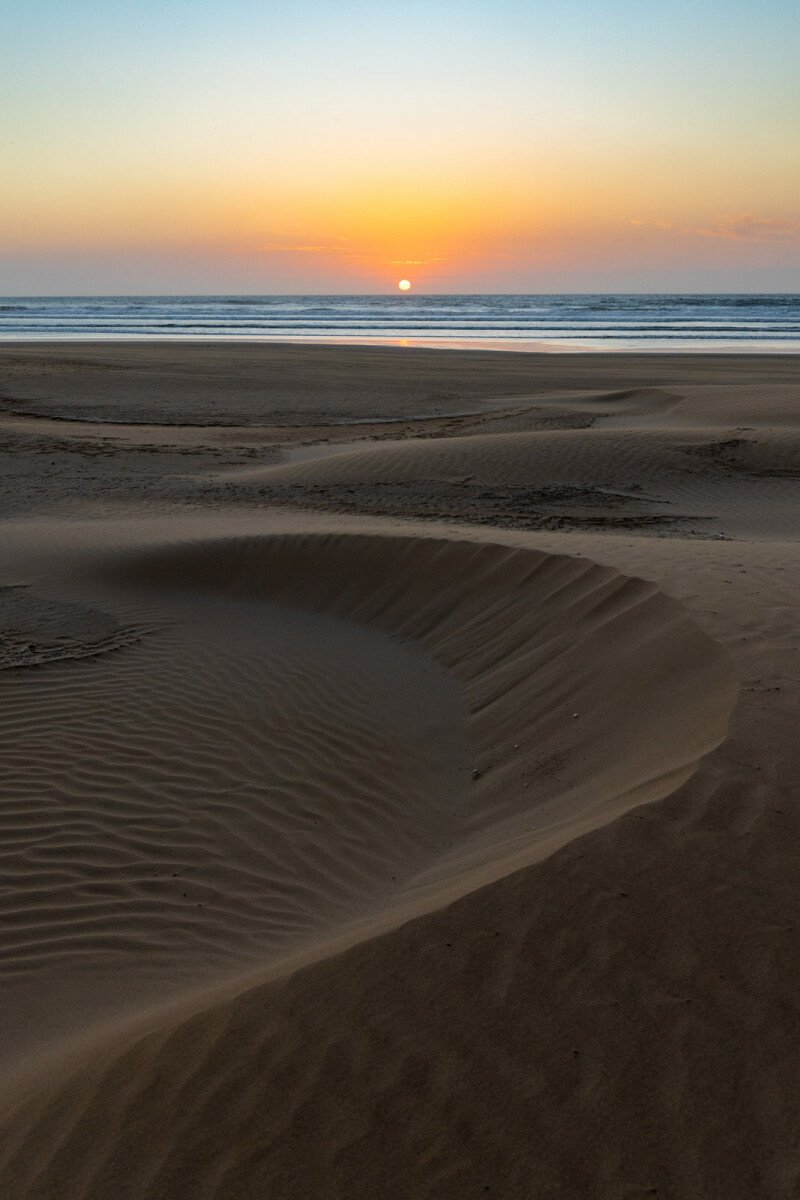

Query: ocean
[[0, 294, 798, 350]]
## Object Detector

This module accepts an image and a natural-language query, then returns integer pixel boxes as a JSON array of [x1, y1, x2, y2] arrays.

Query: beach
[[0, 341, 798, 1198]]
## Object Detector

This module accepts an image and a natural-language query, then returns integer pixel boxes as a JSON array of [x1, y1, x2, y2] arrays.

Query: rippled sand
[[0, 344, 798, 1198]]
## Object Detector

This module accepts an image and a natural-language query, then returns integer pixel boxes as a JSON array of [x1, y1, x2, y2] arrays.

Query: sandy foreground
[[0, 342, 798, 1198]]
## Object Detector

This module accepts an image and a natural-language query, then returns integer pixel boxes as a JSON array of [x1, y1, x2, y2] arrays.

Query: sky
[[2, 0, 799, 293]]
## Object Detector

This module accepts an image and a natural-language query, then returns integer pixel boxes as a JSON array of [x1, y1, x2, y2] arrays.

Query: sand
[[0, 343, 797, 1198]]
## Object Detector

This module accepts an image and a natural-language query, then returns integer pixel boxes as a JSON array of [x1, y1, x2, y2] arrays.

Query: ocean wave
[[1, 295, 798, 346]]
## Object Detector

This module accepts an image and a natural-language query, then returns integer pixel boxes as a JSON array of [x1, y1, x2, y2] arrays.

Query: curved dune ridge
[[214, 422, 800, 500], [237, 428, 693, 489], [0, 529, 737, 1197], [205, 390, 800, 537]]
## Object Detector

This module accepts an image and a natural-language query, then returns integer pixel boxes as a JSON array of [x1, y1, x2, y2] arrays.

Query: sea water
[[1, 294, 798, 350]]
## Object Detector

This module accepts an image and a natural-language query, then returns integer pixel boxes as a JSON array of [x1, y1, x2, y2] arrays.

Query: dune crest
[[106, 532, 737, 865], [0, 527, 736, 1196]]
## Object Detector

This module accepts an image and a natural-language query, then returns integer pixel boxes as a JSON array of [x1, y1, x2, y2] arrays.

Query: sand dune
[[209, 394, 800, 538], [0, 345, 798, 1197], [236, 428, 695, 492], [0, 524, 735, 1197]]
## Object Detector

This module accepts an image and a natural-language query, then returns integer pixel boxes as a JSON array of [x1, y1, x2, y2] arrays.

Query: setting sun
[[398, 279, 411, 291]]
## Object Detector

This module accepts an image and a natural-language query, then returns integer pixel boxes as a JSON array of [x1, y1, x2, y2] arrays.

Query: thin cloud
[[466, 249, 514, 260], [631, 213, 800, 242], [629, 217, 675, 232], [259, 242, 350, 254], [693, 214, 800, 241], [258, 244, 446, 265]]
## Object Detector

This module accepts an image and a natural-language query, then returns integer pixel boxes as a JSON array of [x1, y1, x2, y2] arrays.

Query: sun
[[398, 279, 412, 291]]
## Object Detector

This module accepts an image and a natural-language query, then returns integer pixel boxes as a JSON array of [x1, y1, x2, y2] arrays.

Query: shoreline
[[2, 333, 800, 353]]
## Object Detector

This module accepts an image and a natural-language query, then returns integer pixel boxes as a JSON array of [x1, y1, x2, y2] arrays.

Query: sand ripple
[[0, 525, 737, 1196]]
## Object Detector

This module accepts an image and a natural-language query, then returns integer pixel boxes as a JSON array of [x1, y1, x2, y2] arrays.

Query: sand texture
[[0, 344, 798, 1198]]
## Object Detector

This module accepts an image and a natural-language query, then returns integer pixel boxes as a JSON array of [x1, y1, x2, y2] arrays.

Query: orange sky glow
[[3, 0, 798, 292]]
